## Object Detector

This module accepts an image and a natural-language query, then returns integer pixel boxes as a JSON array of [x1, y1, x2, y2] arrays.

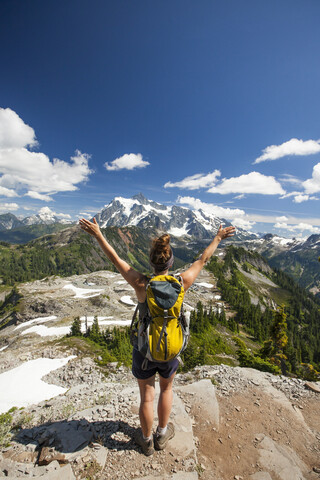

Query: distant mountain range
[[0, 193, 319, 294], [0, 209, 72, 231], [94, 193, 256, 241], [250, 233, 320, 293], [0, 209, 73, 244]]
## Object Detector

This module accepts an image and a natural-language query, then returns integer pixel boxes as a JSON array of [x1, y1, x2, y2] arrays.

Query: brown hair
[[149, 233, 172, 272]]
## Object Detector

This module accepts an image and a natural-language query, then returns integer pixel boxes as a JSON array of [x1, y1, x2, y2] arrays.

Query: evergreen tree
[[70, 317, 82, 336], [90, 316, 101, 341], [260, 306, 289, 374]]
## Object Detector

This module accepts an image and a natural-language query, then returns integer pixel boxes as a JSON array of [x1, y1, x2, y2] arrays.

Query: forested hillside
[[205, 246, 320, 377], [0, 223, 71, 244], [0, 226, 193, 285]]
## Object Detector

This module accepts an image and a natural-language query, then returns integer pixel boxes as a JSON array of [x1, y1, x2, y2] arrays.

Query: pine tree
[[260, 306, 288, 374], [70, 317, 82, 336], [90, 316, 100, 340]]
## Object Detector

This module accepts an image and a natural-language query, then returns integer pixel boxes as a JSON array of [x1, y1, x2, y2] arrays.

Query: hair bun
[[150, 233, 172, 272], [157, 233, 170, 246]]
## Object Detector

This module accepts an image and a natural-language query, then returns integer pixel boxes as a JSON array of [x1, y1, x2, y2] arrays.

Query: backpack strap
[[155, 309, 176, 353]]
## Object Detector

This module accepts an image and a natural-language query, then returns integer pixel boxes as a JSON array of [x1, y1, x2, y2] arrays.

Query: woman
[[79, 217, 235, 455]]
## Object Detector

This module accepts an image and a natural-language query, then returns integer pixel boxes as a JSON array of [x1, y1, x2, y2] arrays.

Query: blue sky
[[1, 0, 320, 237]]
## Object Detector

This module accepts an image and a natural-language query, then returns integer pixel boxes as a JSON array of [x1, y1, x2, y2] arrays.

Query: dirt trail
[[195, 385, 320, 480]]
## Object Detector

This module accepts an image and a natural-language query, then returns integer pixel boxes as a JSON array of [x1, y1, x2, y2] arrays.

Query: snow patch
[[114, 197, 139, 217], [195, 282, 214, 289], [20, 316, 131, 337], [168, 222, 190, 237], [0, 356, 76, 413], [120, 295, 136, 306], [14, 316, 57, 331], [271, 236, 293, 246], [63, 284, 103, 299], [0, 345, 8, 352], [80, 317, 131, 328], [184, 303, 194, 311], [21, 325, 71, 337]]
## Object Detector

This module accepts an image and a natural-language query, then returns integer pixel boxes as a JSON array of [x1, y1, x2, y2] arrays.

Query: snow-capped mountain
[[22, 207, 72, 226], [0, 213, 23, 231], [94, 193, 255, 241], [245, 233, 306, 254]]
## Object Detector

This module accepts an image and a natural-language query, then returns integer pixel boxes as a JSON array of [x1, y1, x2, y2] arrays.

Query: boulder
[[38, 447, 67, 466]]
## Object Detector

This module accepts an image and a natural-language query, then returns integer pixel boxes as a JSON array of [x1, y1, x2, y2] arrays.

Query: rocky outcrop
[[0, 362, 319, 480], [0, 269, 320, 479]]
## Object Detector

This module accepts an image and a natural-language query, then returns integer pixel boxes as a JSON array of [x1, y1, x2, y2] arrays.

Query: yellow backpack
[[130, 275, 190, 367]]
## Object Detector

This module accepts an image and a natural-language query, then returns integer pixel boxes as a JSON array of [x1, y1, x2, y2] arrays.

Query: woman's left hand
[[216, 224, 236, 241], [79, 217, 101, 237]]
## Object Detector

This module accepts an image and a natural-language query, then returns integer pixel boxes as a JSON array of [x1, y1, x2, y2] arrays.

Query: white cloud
[[278, 174, 302, 186], [231, 217, 255, 230], [0, 108, 93, 199], [293, 194, 309, 203], [177, 195, 320, 235], [39, 207, 71, 219], [279, 191, 300, 199], [0, 108, 37, 149], [0, 202, 19, 213], [234, 194, 245, 200], [56, 212, 71, 219], [254, 138, 320, 164], [26, 191, 54, 201], [164, 170, 221, 190], [78, 212, 93, 217], [280, 190, 319, 203], [34, 206, 71, 220], [0, 148, 92, 194], [302, 162, 320, 194], [274, 222, 320, 234], [177, 196, 255, 229], [207, 172, 285, 195], [0, 186, 18, 197], [105, 153, 149, 171], [177, 196, 245, 219]]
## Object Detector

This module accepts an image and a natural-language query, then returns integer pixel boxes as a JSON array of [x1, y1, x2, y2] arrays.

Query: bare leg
[[158, 372, 176, 428], [137, 375, 156, 437]]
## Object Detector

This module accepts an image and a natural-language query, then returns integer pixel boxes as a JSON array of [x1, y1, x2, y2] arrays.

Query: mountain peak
[[132, 192, 148, 204], [95, 194, 255, 241], [0, 213, 23, 231]]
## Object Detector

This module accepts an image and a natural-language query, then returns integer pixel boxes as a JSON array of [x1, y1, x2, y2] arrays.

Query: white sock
[[143, 434, 152, 441], [157, 425, 167, 436]]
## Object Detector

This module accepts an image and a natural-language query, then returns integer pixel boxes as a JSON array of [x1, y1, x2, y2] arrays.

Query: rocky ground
[[0, 269, 320, 479], [0, 359, 320, 480]]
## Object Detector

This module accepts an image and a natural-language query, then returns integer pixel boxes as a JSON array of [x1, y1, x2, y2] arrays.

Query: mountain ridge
[[0, 193, 319, 293]]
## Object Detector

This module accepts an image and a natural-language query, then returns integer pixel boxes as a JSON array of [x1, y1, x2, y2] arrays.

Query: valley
[[0, 194, 319, 479]]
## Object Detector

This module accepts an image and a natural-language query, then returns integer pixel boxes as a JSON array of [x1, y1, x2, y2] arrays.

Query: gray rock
[[249, 473, 273, 480], [91, 446, 108, 468], [177, 379, 219, 430], [135, 473, 198, 480], [32, 464, 75, 479], [257, 436, 308, 480]]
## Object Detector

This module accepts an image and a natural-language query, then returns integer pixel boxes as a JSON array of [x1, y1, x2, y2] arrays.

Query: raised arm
[[180, 225, 235, 291], [79, 218, 147, 299]]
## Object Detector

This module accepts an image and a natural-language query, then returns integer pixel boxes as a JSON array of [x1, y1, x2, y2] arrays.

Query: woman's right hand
[[79, 217, 102, 238]]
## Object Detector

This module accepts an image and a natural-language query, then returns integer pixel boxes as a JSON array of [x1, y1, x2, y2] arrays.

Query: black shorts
[[132, 348, 179, 380]]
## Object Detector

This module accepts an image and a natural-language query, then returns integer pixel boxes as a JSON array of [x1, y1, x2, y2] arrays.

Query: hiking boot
[[134, 430, 154, 456], [154, 423, 175, 450]]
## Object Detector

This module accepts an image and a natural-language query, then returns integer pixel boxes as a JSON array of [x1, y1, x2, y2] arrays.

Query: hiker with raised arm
[[79, 216, 235, 455]]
